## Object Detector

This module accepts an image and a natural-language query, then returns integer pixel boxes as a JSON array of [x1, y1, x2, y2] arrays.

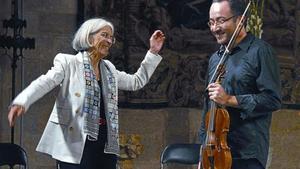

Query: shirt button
[[75, 109, 80, 114], [75, 92, 81, 97], [69, 127, 73, 131]]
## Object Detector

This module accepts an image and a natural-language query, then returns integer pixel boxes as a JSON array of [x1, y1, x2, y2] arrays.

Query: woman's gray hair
[[72, 18, 114, 51]]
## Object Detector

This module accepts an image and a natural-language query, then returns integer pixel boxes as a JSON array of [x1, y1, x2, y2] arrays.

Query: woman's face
[[90, 25, 114, 58]]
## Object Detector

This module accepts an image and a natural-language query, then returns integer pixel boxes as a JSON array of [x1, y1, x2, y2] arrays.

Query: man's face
[[208, 1, 239, 45]]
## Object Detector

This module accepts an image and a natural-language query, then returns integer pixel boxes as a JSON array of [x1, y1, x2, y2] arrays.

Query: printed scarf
[[82, 52, 118, 141], [82, 54, 101, 140]]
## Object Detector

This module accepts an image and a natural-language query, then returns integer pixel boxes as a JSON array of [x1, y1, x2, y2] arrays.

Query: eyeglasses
[[99, 32, 116, 44], [207, 15, 236, 28]]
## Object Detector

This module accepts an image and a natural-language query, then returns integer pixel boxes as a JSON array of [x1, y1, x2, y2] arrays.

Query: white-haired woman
[[8, 18, 165, 169]]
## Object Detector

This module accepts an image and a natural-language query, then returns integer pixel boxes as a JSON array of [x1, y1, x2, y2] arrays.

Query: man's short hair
[[212, 0, 248, 16]]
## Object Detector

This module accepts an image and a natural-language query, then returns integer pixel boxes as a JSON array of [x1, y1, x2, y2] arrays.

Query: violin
[[198, 1, 252, 169], [201, 65, 232, 169]]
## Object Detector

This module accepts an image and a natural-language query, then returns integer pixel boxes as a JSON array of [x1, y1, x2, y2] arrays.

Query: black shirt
[[199, 33, 282, 167], [98, 80, 107, 129]]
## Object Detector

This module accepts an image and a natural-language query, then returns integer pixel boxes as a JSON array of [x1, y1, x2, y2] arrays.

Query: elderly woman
[[8, 18, 165, 169]]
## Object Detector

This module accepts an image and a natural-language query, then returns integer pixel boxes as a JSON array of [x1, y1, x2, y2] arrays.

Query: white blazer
[[12, 51, 162, 163]]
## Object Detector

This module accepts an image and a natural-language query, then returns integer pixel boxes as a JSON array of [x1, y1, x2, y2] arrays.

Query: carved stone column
[[295, 0, 300, 60], [292, 0, 300, 103], [83, 0, 104, 19], [122, 0, 171, 105]]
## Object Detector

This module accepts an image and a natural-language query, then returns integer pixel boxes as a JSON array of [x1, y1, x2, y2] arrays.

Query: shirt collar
[[236, 33, 255, 52], [216, 33, 255, 57]]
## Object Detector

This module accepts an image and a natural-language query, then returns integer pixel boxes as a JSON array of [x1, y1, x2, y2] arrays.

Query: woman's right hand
[[8, 105, 25, 127]]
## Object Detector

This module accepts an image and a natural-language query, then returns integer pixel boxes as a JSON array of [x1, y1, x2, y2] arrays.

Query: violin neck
[[208, 102, 216, 132]]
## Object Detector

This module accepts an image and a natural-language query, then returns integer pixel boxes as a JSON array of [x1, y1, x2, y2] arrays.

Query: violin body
[[201, 107, 232, 169]]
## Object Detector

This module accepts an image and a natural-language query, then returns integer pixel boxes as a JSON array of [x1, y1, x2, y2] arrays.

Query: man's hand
[[207, 83, 238, 107]]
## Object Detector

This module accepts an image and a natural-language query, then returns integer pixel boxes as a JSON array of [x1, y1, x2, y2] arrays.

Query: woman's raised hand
[[149, 30, 165, 55]]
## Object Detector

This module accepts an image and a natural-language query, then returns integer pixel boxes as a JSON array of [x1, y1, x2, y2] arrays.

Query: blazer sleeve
[[115, 51, 162, 91], [12, 53, 67, 111]]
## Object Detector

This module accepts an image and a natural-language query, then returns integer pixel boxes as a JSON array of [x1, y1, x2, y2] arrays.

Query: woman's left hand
[[149, 30, 165, 55]]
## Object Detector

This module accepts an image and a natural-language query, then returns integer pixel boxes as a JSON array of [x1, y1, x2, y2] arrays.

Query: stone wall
[[119, 109, 300, 169], [1, 0, 300, 169]]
